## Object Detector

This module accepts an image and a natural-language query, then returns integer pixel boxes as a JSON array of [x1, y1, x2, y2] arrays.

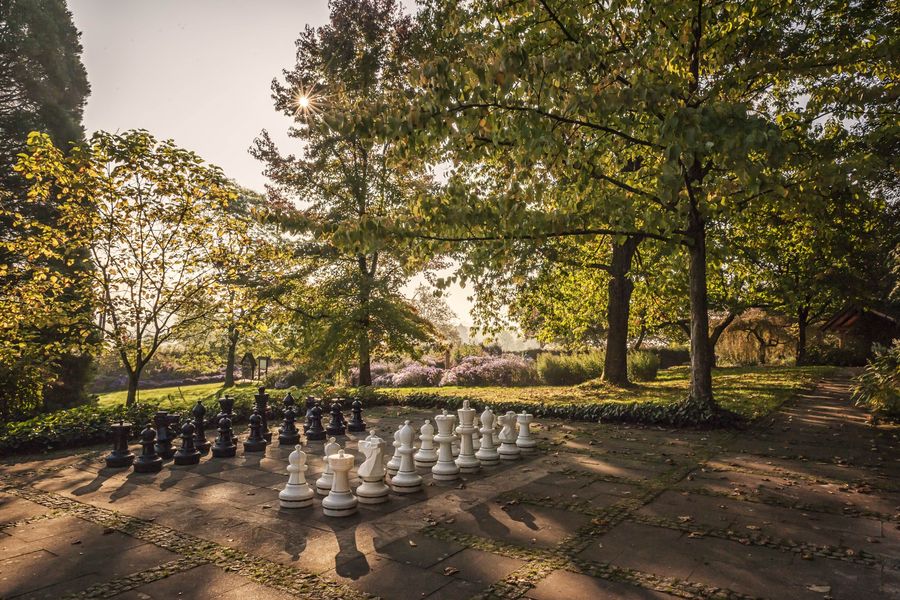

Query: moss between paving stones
[[0, 477, 375, 600]]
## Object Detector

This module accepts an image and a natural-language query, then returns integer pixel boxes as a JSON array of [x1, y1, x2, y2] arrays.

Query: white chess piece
[[279, 444, 314, 508], [414, 420, 438, 468], [516, 412, 536, 453], [475, 407, 500, 466], [321, 449, 358, 517], [385, 426, 402, 476], [356, 430, 390, 504], [432, 410, 460, 481], [498, 411, 521, 461], [391, 421, 423, 493], [455, 400, 480, 473], [488, 407, 500, 447], [316, 437, 340, 495]]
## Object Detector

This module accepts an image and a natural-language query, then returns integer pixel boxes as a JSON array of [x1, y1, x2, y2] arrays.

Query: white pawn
[[321, 449, 358, 517], [279, 445, 314, 508], [356, 430, 390, 504], [475, 407, 500, 466], [498, 411, 521, 461], [391, 421, 423, 493], [385, 426, 402, 476], [414, 420, 438, 468], [455, 400, 480, 473], [432, 410, 460, 481], [516, 412, 536, 453], [316, 437, 340, 495]]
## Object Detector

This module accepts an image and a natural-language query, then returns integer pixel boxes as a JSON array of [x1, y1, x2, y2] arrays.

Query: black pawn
[[303, 396, 317, 433], [278, 402, 300, 446], [105, 420, 135, 468], [192, 400, 211, 456], [243, 410, 268, 452], [153, 411, 176, 459], [347, 399, 366, 433], [133, 424, 163, 473], [255, 387, 272, 443], [174, 422, 201, 465], [211, 415, 237, 458], [326, 400, 346, 436], [306, 404, 326, 441]]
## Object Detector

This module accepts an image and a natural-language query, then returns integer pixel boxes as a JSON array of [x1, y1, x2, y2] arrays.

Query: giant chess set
[[102, 387, 538, 518]]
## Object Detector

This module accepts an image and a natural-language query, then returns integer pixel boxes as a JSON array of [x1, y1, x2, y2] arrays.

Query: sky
[[67, 0, 476, 326]]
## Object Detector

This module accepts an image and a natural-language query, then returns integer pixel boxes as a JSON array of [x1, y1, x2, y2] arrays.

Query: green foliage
[[852, 342, 900, 421], [0, 0, 94, 412], [252, 0, 438, 384], [536, 351, 603, 386], [0, 403, 157, 456], [627, 351, 660, 382], [16, 130, 241, 406], [0, 364, 44, 422]]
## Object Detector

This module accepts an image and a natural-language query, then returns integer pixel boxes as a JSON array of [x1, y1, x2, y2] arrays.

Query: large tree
[[252, 0, 438, 385], [0, 0, 93, 414], [386, 0, 893, 415], [18, 130, 239, 405]]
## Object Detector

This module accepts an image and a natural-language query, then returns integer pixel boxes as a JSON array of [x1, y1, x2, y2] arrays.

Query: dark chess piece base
[[279, 431, 300, 445], [211, 444, 237, 458], [106, 451, 135, 468], [243, 438, 267, 452], [134, 457, 162, 473], [174, 451, 201, 465]]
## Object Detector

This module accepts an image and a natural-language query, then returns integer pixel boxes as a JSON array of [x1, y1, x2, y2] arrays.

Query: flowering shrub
[[440, 355, 537, 387], [349, 361, 396, 386]]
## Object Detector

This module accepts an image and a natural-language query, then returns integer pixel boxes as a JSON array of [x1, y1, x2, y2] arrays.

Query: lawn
[[95, 365, 840, 421], [96, 381, 256, 409], [382, 365, 840, 420]]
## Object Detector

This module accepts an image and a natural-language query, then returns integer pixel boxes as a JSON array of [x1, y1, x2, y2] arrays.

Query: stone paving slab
[[0, 379, 897, 599]]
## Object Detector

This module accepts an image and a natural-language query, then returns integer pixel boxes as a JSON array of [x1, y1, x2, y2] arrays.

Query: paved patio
[[0, 377, 897, 599]]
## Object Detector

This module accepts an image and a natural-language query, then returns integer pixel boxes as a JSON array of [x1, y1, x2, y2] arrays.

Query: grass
[[95, 365, 840, 421], [96, 381, 256, 410], [380, 365, 840, 420]]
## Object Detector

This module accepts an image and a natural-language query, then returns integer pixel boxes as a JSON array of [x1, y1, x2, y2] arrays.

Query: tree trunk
[[757, 340, 767, 364], [125, 370, 140, 407], [687, 205, 716, 411], [358, 332, 372, 386], [708, 311, 737, 368], [603, 237, 639, 386], [796, 307, 809, 366], [224, 326, 238, 388]]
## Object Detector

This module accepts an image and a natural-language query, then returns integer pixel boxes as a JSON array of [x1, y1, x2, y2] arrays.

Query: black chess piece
[[218, 395, 238, 445], [278, 397, 300, 446], [174, 422, 202, 465], [153, 411, 176, 459], [326, 400, 346, 436], [347, 399, 366, 433], [254, 387, 272, 443], [243, 409, 268, 452], [303, 396, 317, 433], [133, 424, 163, 473], [211, 415, 237, 458], [306, 403, 326, 441], [105, 420, 135, 468], [283, 391, 295, 409], [192, 400, 211, 456]]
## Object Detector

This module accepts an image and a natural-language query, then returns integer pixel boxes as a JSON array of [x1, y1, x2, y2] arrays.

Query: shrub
[[440, 355, 537, 386], [389, 363, 444, 387], [0, 402, 159, 456], [264, 364, 308, 388], [0, 364, 45, 422], [348, 361, 396, 385], [852, 341, 900, 422], [654, 346, 690, 369], [536, 351, 604, 385], [627, 350, 660, 381]]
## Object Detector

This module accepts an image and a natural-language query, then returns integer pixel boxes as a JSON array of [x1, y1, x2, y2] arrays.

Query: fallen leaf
[[443, 566, 459, 576], [807, 585, 831, 593]]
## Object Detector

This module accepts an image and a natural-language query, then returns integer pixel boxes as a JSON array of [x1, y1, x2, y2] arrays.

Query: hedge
[[0, 384, 738, 457]]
